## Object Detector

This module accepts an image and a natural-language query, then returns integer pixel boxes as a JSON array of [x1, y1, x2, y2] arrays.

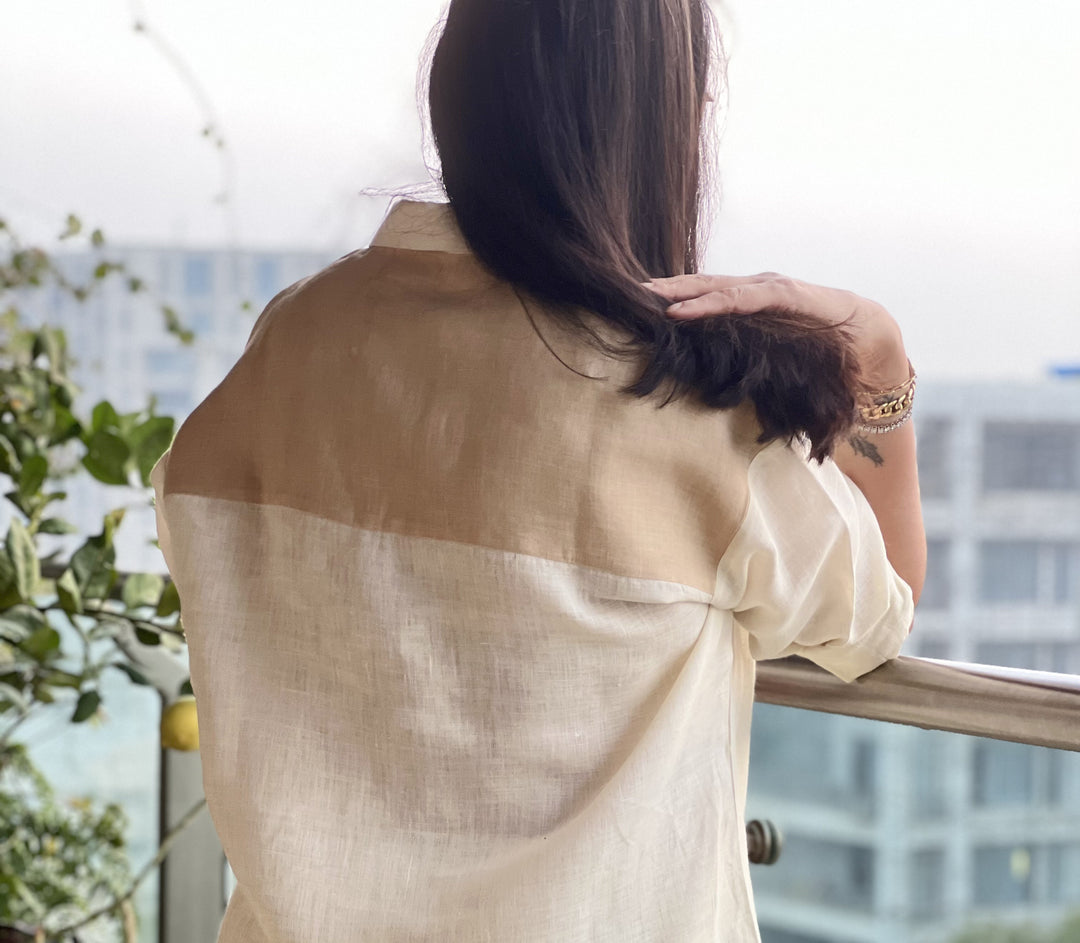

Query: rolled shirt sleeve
[[713, 437, 914, 683]]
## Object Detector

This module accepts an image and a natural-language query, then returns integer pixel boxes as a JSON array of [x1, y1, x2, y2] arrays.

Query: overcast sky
[[3, 0, 1078, 380]]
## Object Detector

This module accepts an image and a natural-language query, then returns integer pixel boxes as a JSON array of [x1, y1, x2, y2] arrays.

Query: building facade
[[750, 380, 1080, 942]]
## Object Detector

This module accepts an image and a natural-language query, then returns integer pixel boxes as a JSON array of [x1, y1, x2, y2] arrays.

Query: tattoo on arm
[[848, 434, 885, 467]]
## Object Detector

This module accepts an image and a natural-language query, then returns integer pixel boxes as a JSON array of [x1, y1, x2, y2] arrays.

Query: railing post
[[158, 744, 226, 943]]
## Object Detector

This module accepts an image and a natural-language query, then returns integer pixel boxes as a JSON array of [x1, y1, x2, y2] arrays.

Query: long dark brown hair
[[428, 0, 861, 461]]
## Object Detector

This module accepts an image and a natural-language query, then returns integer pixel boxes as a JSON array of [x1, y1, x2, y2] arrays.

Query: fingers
[[660, 286, 768, 319], [643, 273, 758, 302]]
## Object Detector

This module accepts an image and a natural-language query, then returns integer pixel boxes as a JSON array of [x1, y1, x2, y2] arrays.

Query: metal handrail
[[754, 654, 1080, 752]]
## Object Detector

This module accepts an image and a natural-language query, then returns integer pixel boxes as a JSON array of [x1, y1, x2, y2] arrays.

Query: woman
[[151, 0, 924, 940]]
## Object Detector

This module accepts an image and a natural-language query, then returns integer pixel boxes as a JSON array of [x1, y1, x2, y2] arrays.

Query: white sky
[[3, 0, 1079, 379]]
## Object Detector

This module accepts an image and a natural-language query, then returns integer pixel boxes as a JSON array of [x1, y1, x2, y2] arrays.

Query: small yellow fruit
[[161, 695, 200, 751]]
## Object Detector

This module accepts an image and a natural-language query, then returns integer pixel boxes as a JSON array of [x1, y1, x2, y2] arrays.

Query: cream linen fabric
[[151, 200, 913, 942]]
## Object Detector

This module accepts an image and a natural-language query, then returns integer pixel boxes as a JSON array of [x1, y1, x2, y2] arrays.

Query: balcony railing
[[756, 654, 1080, 754], [146, 652, 1080, 942]]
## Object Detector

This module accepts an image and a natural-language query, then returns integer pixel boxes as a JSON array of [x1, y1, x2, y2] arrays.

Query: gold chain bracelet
[[855, 360, 916, 425]]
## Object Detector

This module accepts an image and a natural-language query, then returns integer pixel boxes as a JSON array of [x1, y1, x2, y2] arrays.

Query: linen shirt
[[151, 200, 913, 942]]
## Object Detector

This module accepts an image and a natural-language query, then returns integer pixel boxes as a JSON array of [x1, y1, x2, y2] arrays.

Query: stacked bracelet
[[854, 361, 916, 435], [855, 407, 913, 435]]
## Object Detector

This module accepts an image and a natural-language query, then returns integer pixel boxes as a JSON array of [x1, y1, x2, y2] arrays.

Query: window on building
[[973, 845, 1034, 906], [916, 418, 951, 499], [983, 422, 1080, 491], [916, 637, 951, 660], [1052, 544, 1077, 603], [759, 930, 836, 943], [145, 348, 197, 379], [748, 704, 837, 804], [978, 542, 1078, 606], [1047, 845, 1080, 905], [750, 835, 876, 912], [851, 740, 876, 803], [184, 255, 214, 296], [254, 256, 280, 303], [151, 390, 194, 418], [186, 304, 214, 337], [918, 539, 951, 610], [972, 739, 1033, 806], [911, 731, 948, 819], [909, 849, 946, 920], [978, 541, 1039, 603], [975, 642, 1038, 669]]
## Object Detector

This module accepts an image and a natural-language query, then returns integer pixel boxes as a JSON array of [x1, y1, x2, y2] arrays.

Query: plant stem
[[48, 796, 208, 938]]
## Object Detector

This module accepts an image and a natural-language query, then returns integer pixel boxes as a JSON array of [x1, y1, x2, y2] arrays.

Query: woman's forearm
[[833, 416, 926, 608], [833, 334, 927, 608]]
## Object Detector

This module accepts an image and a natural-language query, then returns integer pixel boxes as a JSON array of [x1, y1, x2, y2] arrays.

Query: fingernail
[[641, 280, 656, 288], [668, 302, 685, 311]]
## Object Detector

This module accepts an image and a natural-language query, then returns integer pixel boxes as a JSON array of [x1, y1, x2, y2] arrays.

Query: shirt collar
[[370, 200, 472, 255]]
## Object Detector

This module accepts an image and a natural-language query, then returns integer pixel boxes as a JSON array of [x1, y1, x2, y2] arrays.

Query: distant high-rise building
[[750, 380, 1080, 943], [12, 244, 333, 942]]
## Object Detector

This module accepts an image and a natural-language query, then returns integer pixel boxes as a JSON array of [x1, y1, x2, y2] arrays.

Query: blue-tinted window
[[145, 348, 197, 378], [972, 739, 1033, 805], [979, 542, 1039, 603], [983, 423, 1080, 491], [1053, 544, 1076, 603], [151, 390, 193, 418], [910, 849, 945, 920], [974, 846, 1034, 905], [918, 539, 951, 610], [187, 304, 214, 336], [184, 256, 213, 295], [254, 257, 279, 302], [917, 419, 951, 499]]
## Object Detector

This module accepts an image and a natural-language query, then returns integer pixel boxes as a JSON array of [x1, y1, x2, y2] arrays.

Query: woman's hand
[[643, 272, 909, 390], [645, 272, 925, 607]]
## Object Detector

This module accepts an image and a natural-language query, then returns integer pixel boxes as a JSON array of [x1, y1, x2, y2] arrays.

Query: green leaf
[[60, 213, 82, 240], [50, 402, 82, 444], [82, 429, 130, 485], [102, 507, 126, 543], [91, 400, 120, 433], [37, 325, 66, 373], [70, 536, 117, 601], [17, 453, 47, 499], [0, 545, 15, 603], [111, 662, 150, 686], [6, 517, 40, 602], [179, 678, 194, 697], [134, 626, 160, 646], [56, 568, 83, 615], [71, 690, 101, 723], [156, 580, 181, 617], [129, 416, 174, 486], [41, 668, 82, 688], [38, 517, 78, 535], [22, 624, 61, 660], [0, 604, 46, 642], [90, 228, 105, 248], [122, 572, 163, 610], [162, 305, 196, 345], [0, 433, 18, 476], [0, 680, 28, 712]]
